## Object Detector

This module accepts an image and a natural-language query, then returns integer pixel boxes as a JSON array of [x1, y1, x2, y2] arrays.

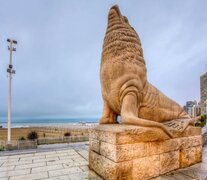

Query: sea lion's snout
[[108, 5, 121, 20]]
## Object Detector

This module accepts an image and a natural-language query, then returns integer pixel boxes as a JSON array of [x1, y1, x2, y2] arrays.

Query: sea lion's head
[[108, 5, 130, 27], [102, 5, 145, 65]]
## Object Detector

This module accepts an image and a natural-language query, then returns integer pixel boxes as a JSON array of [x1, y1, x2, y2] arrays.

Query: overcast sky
[[0, 0, 207, 119]]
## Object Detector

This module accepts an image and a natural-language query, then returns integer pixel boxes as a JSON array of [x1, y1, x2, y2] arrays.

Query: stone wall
[[89, 125, 202, 180]]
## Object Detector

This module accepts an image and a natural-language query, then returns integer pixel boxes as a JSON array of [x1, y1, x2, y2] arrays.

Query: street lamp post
[[7, 39, 17, 144]]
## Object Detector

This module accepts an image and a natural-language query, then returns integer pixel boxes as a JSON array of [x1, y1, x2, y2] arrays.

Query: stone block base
[[89, 125, 202, 180]]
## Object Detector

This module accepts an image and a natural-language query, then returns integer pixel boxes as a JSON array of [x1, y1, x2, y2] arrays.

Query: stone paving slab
[[0, 142, 206, 180], [48, 166, 83, 177], [10, 172, 49, 180], [0, 142, 101, 180], [0, 168, 30, 178], [1, 159, 33, 167]]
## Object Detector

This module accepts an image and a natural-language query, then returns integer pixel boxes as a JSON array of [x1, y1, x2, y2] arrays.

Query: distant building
[[192, 105, 201, 117], [183, 100, 200, 117], [200, 72, 207, 114]]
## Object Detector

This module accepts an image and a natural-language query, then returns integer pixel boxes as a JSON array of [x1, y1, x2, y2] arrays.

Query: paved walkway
[[0, 142, 101, 180], [0, 142, 207, 180]]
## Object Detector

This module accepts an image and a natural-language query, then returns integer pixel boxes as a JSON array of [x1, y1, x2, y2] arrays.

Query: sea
[[0, 117, 99, 128]]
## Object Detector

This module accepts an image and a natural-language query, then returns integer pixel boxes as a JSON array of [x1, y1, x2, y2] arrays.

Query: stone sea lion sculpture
[[99, 5, 195, 138]]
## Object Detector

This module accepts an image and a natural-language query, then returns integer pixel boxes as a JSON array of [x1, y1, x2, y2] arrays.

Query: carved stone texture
[[180, 135, 202, 149], [89, 139, 100, 153], [89, 150, 132, 180], [99, 4, 196, 138], [180, 145, 202, 168], [90, 124, 201, 145], [90, 125, 202, 163], [100, 141, 148, 162], [89, 125, 202, 179], [133, 155, 160, 179], [159, 151, 180, 174]]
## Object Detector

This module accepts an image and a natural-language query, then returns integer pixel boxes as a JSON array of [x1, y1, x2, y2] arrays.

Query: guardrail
[[37, 135, 89, 145], [0, 135, 89, 151], [0, 140, 37, 151]]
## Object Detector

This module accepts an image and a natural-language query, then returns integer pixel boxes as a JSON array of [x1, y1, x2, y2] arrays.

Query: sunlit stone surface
[[89, 125, 203, 179], [0, 141, 206, 179], [0, 142, 101, 180]]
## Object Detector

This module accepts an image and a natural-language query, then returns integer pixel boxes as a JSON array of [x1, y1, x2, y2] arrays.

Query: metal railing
[[0, 135, 89, 151], [0, 140, 37, 151], [37, 135, 89, 145]]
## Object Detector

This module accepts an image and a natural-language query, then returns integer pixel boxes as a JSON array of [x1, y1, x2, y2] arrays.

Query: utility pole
[[7, 39, 17, 144]]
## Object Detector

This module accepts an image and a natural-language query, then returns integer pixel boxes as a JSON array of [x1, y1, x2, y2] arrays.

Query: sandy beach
[[0, 124, 96, 141]]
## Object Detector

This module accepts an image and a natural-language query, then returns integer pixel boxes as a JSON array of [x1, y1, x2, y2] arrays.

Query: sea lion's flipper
[[99, 101, 118, 124], [163, 117, 199, 132], [121, 92, 174, 138]]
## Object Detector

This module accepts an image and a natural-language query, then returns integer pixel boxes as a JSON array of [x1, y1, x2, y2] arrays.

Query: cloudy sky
[[0, 0, 207, 119]]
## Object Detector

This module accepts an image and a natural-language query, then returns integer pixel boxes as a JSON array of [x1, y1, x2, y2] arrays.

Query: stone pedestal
[[89, 125, 202, 180]]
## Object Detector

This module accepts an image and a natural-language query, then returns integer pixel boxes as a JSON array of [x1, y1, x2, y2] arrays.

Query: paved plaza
[[0, 142, 206, 180], [0, 142, 101, 180]]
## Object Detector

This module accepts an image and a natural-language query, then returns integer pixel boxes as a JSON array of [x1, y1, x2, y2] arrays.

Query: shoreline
[[0, 122, 98, 128]]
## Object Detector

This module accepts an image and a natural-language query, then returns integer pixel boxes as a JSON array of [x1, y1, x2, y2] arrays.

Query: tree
[[64, 132, 71, 136], [27, 131, 38, 140]]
